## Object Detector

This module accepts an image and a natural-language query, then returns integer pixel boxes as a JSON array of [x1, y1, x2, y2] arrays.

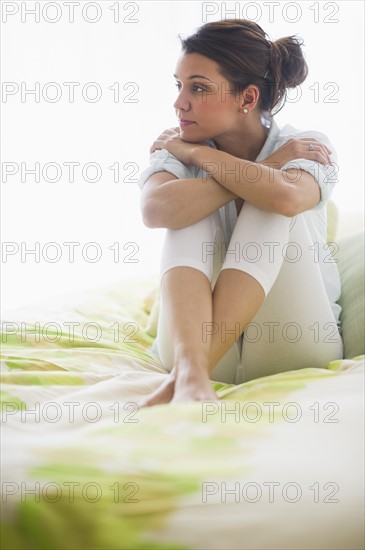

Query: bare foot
[[171, 369, 219, 403], [139, 372, 176, 407]]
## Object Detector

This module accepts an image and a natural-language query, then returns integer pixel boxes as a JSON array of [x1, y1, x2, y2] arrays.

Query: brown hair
[[179, 19, 308, 114]]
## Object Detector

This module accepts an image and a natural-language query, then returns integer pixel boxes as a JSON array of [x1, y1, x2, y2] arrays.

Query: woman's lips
[[179, 120, 196, 127]]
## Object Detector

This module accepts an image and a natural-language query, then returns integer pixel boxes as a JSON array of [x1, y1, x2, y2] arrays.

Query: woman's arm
[[190, 145, 321, 217], [140, 171, 237, 229]]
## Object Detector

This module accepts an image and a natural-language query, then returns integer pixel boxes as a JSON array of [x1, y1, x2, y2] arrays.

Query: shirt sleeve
[[138, 149, 194, 191], [280, 131, 338, 210]]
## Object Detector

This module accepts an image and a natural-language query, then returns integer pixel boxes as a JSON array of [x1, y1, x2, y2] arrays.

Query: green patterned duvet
[[1, 279, 364, 550]]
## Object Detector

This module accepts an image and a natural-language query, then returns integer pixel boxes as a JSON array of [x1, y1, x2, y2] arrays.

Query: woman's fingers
[[307, 144, 331, 165], [310, 148, 331, 165], [149, 127, 181, 153], [150, 140, 167, 153], [298, 138, 332, 156], [288, 138, 332, 164], [261, 137, 334, 170]]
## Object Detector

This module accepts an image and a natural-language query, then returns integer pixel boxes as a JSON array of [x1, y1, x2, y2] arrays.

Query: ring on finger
[[309, 144, 315, 151]]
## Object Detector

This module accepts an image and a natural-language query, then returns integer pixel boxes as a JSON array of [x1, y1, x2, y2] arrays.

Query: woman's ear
[[240, 85, 260, 111]]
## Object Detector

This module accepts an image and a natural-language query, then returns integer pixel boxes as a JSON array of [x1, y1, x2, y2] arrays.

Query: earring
[[243, 108, 249, 114]]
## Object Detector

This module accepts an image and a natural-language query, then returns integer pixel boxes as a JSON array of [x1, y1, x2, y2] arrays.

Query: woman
[[138, 19, 343, 405]]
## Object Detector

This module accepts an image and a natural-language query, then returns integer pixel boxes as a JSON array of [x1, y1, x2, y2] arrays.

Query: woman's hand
[[260, 138, 332, 169], [149, 127, 206, 165]]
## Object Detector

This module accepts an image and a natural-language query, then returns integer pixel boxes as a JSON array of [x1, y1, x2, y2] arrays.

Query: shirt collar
[[254, 119, 280, 162]]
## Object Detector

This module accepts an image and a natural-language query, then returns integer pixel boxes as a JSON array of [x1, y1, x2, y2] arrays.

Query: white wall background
[[1, 0, 364, 311]]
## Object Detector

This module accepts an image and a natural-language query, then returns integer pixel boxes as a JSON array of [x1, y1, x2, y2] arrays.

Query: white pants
[[153, 202, 344, 384]]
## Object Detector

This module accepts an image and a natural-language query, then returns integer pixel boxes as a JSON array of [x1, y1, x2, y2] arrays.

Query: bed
[[1, 226, 364, 550]]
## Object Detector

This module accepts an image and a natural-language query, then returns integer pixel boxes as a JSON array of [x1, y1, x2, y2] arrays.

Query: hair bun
[[271, 36, 308, 89]]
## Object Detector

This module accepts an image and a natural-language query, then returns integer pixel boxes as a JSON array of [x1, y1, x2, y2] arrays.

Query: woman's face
[[173, 52, 243, 143]]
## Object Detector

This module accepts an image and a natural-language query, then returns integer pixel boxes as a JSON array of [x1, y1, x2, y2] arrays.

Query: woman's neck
[[214, 114, 270, 162]]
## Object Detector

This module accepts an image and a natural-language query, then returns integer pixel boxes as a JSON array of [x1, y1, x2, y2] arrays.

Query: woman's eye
[[174, 83, 206, 93]]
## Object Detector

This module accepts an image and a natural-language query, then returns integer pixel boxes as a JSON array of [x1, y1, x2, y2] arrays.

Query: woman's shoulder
[[276, 122, 334, 147]]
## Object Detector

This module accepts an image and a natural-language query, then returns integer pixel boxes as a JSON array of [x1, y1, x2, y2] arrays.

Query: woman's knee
[[160, 211, 225, 281]]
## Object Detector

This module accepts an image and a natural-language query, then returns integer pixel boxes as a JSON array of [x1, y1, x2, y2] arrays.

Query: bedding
[[1, 274, 364, 550]]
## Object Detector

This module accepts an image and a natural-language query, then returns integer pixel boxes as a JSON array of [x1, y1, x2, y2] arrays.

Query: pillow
[[327, 200, 339, 243], [336, 230, 365, 358]]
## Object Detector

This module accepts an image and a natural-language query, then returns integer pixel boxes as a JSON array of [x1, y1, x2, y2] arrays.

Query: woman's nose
[[173, 89, 190, 112]]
